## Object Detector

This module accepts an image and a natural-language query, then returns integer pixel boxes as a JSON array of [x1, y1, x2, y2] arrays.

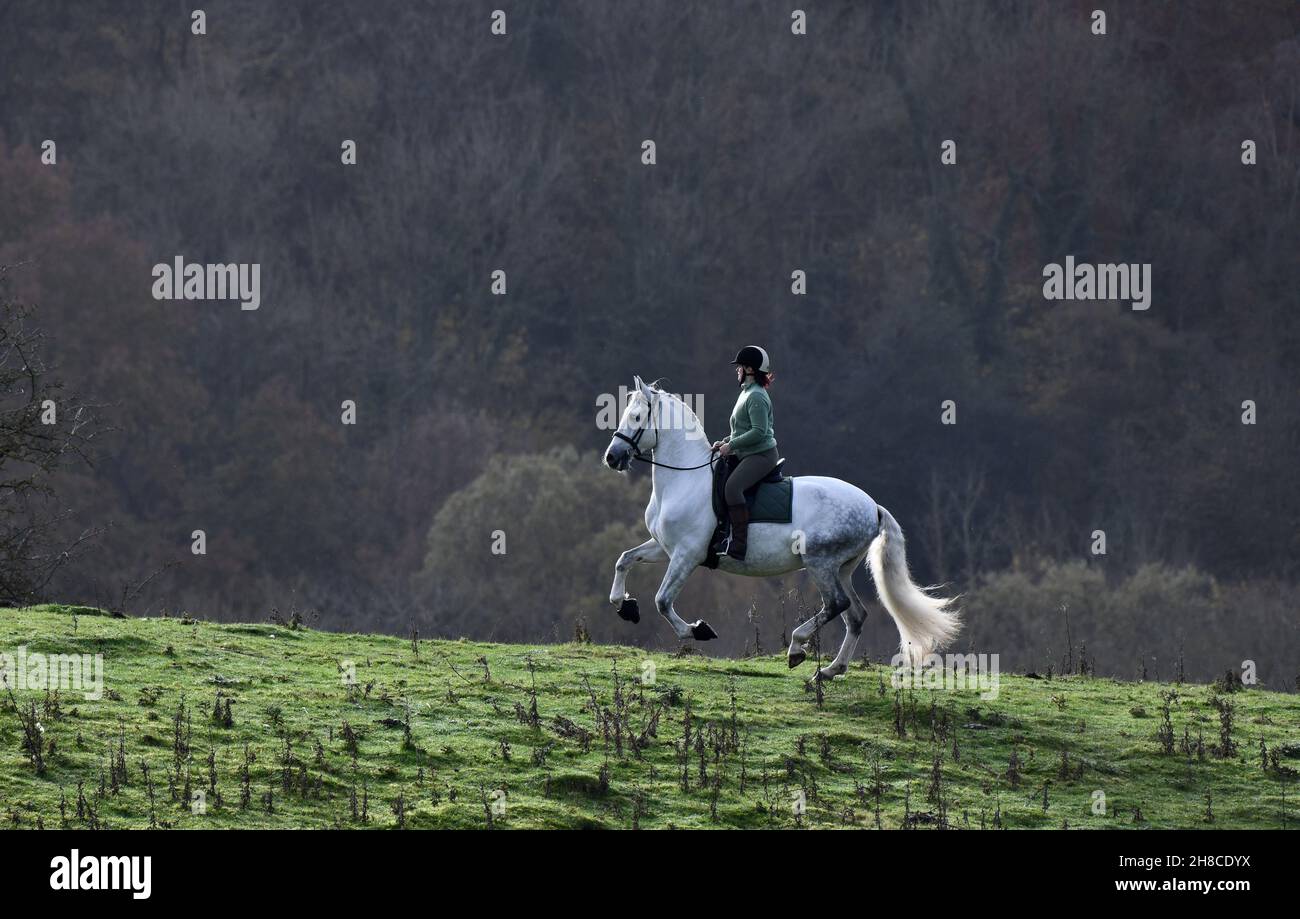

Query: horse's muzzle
[[605, 447, 631, 471]]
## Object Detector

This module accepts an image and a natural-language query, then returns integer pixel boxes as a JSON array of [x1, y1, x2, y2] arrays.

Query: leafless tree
[[0, 266, 102, 603]]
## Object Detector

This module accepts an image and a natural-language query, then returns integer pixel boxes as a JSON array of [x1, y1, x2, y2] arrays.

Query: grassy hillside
[[0, 604, 1296, 829]]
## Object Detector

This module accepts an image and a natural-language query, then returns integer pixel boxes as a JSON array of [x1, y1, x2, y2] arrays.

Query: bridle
[[613, 393, 717, 471]]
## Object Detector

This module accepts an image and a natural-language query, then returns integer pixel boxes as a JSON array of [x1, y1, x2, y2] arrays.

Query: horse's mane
[[640, 379, 704, 441]]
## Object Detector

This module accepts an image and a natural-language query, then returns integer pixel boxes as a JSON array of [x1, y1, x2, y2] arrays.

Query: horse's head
[[604, 375, 659, 472]]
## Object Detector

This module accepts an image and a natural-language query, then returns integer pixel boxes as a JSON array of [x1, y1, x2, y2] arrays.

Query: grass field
[[1, 603, 1297, 829]]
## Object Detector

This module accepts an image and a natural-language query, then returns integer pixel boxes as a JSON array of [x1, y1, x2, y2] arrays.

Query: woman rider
[[710, 345, 779, 560]]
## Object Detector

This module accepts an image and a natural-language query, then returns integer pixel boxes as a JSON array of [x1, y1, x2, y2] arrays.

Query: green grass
[[1, 603, 1297, 829]]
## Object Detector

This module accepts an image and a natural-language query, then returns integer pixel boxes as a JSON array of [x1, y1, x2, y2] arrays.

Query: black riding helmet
[[731, 345, 771, 373]]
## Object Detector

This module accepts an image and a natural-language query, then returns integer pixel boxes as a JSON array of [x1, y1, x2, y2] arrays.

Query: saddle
[[703, 455, 793, 569]]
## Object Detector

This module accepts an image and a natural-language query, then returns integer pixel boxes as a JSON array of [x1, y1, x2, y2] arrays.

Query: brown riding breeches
[[724, 447, 780, 506]]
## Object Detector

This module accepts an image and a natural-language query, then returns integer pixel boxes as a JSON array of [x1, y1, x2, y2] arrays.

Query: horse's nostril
[[605, 452, 616, 466]]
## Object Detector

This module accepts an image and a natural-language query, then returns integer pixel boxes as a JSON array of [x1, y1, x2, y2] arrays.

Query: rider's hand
[[718, 442, 731, 457], [710, 440, 724, 451]]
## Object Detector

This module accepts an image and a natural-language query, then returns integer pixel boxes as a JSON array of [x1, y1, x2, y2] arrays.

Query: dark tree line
[[0, 0, 1295, 681]]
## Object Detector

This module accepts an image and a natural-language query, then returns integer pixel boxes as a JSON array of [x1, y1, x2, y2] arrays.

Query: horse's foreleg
[[609, 538, 666, 624], [654, 550, 717, 641], [609, 538, 665, 602]]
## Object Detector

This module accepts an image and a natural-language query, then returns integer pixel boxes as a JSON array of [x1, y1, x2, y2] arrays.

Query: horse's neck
[[649, 422, 712, 496]]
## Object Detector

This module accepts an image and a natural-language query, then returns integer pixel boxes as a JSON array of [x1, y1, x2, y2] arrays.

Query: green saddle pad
[[745, 478, 794, 523]]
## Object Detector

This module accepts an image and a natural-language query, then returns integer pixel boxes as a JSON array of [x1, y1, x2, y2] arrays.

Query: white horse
[[603, 376, 960, 680]]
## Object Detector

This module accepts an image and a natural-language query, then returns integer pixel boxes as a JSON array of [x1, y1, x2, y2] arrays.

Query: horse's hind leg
[[787, 558, 851, 670], [817, 552, 871, 680]]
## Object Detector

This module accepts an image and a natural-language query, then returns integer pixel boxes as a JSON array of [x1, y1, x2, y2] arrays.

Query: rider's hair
[[752, 368, 774, 388]]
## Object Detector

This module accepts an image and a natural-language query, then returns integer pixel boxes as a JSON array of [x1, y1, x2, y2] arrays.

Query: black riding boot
[[726, 503, 750, 560]]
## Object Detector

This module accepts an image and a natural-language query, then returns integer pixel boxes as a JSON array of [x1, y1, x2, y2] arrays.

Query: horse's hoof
[[787, 649, 807, 669], [617, 597, 640, 624], [815, 667, 841, 682], [690, 620, 718, 641]]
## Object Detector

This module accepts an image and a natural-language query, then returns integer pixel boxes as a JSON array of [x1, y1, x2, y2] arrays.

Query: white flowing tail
[[867, 505, 961, 666]]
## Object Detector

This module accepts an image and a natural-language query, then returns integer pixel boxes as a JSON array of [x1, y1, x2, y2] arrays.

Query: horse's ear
[[633, 374, 648, 395]]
